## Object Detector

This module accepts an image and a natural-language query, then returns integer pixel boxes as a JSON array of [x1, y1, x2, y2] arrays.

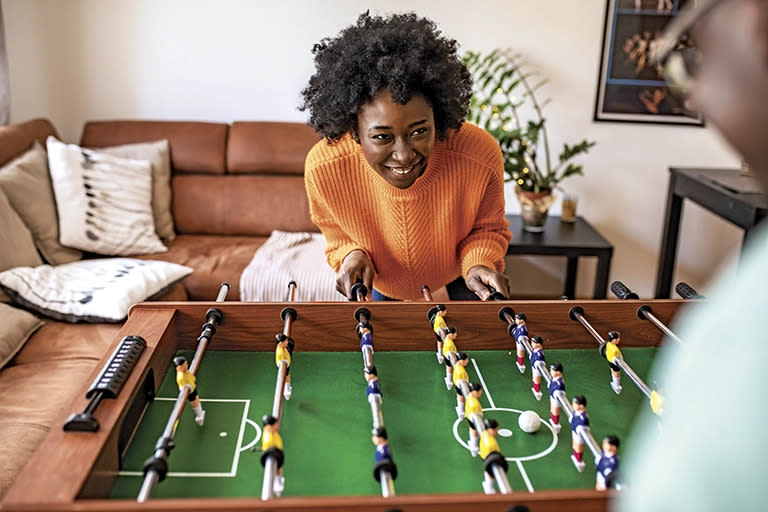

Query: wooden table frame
[[2, 299, 685, 512]]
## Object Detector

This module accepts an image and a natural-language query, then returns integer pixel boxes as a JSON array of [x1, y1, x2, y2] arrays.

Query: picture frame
[[593, 0, 704, 125]]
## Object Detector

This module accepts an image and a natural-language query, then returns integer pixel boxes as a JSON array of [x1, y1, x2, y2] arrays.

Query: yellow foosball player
[[479, 418, 508, 494], [275, 334, 294, 400], [261, 415, 285, 496], [173, 356, 205, 426], [603, 331, 623, 395]]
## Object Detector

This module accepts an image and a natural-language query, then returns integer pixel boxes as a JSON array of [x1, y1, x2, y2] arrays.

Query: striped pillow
[[240, 231, 343, 302], [46, 136, 167, 256]]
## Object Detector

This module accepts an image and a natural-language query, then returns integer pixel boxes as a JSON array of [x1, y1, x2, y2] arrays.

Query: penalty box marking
[[119, 398, 261, 478]]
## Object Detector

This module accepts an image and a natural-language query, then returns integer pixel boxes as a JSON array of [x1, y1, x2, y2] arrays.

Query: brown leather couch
[[0, 118, 320, 498]]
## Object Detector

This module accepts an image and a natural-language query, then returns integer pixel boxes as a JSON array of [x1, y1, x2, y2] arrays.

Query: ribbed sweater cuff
[[461, 245, 506, 277]]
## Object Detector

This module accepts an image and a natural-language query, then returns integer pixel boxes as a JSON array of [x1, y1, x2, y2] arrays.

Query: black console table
[[654, 167, 768, 298], [505, 214, 614, 299]]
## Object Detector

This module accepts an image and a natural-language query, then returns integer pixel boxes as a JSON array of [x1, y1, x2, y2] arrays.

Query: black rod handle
[[610, 280, 639, 300], [675, 282, 705, 300]]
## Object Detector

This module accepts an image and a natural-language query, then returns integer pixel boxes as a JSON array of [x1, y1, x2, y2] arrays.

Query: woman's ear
[[351, 127, 361, 143]]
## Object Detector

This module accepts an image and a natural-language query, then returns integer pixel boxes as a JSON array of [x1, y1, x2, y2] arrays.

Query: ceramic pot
[[515, 187, 555, 232]]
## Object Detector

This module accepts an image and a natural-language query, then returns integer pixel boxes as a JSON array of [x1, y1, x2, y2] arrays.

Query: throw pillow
[[0, 303, 44, 370], [46, 136, 167, 256], [94, 140, 175, 241], [0, 141, 83, 265], [0, 187, 43, 304], [239, 231, 344, 302], [0, 259, 193, 323]]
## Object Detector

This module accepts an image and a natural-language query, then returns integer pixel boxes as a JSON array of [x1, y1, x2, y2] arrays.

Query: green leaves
[[463, 49, 596, 191]]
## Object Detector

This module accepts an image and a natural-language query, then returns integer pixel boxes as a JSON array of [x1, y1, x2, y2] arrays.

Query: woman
[[300, 11, 512, 301]]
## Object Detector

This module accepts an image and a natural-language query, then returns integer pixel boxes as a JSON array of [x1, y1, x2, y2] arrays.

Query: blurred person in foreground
[[617, 1, 768, 510]]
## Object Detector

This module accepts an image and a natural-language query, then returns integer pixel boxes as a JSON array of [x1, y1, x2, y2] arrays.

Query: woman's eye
[[411, 127, 429, 136]]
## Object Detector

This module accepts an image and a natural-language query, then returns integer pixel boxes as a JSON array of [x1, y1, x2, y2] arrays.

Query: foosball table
[[1, 297, 687, 512]]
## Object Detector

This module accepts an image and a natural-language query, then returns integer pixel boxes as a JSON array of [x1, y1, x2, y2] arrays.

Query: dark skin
[[689, 0, 768, 192], [336, 89, 512, 301]]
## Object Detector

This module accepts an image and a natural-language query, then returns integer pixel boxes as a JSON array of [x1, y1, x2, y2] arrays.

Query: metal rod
[[138, 284, 228, 502], [379, 471, 396, 497], [492, 465, 513, 494], [369, 394, 384, 430], [569, 307, 659, 410], [261, 457, 277, 500], [641, 308, 684, 345], [362, 345, 374, 369], [215, 282, 230, 302]]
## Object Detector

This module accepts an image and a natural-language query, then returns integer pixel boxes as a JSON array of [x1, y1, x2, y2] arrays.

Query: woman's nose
[[391, 139, 415, 163]]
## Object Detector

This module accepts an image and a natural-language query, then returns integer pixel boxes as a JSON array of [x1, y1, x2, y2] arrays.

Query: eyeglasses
[[653, 0, 721, 97]]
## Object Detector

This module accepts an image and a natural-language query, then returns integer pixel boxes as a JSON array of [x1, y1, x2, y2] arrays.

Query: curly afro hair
[[299, 11, 473, 142]]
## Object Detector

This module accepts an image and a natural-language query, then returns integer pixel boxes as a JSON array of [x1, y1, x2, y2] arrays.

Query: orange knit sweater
[[304, 122, 512, 300]]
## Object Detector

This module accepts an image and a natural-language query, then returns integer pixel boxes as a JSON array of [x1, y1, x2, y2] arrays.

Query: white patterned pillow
[[0, 259, 192, 323], [46, 136, 167, 255]]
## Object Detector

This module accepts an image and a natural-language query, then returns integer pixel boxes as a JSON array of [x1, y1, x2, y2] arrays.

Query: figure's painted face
[[356, 89, 435, 189]]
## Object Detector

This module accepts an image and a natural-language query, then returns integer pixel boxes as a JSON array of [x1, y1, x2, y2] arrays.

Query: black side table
[[654, 167, 768, 298], [505, 214, 614, 299]]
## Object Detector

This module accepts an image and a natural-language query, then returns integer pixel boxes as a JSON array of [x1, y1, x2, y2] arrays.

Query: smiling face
[[355, 89, 435, 189]]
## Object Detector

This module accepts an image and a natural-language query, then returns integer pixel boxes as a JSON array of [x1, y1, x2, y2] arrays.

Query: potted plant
[[463, 48, 596, 231]]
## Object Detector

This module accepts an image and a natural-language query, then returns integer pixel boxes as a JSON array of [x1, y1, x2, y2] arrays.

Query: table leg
[[654, 176, 684, 299], [564, 256, 577, 299], [594, 251, 612, 300]]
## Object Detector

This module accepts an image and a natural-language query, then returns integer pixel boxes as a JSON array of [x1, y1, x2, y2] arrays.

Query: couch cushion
[[227, 121, 320, 175], [47, 136, 167, 256], [0, 303, 44, 370], [80, 120, 228, 175], [0, 141, 83, 265], [0, 118, 57, 167], [172, 174, 318, 236], [136, 234, 269, 300], [0, 259, 193, 323], [10, 319, 120, 366], [91, 139, 176, 241], [0, 187, 43, 273], [0, 356, 114, 498]]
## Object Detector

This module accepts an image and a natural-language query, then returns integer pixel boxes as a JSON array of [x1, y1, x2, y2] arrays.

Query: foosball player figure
[[260, 415, 285, 496], [570, 395, 589, 472], [529, 335, 546, 400], [595, 434, 620, 491], [465, 382, 484, 456], [453, 351, 470, 419], [512, 312, 528, 373], [602, 330, 623, 395], [357, 322, 374, 351], [442, 326, 459, 390], [548, 362, 565, 434], [275, 333, 294, 400], [371, 427, 398, 483], [479, 418, 509, 495], [364, 365, 382, 403], [430, 304, 448, 364], [173, 356, 205, 426]]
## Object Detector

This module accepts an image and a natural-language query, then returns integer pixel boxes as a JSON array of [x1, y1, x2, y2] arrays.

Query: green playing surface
[[111, 347, 656, 498]]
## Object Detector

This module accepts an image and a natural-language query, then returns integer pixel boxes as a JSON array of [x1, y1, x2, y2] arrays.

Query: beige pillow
[[94, 140, 175, 241], [0, 187, 44, 304], [46, 136, 167, 256], [0, 141, 82, 265], [0, 303, 44, 369]]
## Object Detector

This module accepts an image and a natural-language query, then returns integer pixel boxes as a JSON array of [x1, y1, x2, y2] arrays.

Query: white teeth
[[391, 166, 412, 175]]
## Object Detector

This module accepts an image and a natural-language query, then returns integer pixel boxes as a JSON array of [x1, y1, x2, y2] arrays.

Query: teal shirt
[[618, 225, 768, 511]]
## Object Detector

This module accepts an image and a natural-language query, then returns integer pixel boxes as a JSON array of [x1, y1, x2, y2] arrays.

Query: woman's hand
[[465, 265, 511, 300], [337, 250, 376, 300]]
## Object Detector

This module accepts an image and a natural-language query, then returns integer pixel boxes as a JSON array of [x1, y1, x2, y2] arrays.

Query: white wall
[[2, 0, 744, 299]]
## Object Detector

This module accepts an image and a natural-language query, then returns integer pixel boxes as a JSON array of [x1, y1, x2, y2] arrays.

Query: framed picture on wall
[[594, 0, 703, 125]]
